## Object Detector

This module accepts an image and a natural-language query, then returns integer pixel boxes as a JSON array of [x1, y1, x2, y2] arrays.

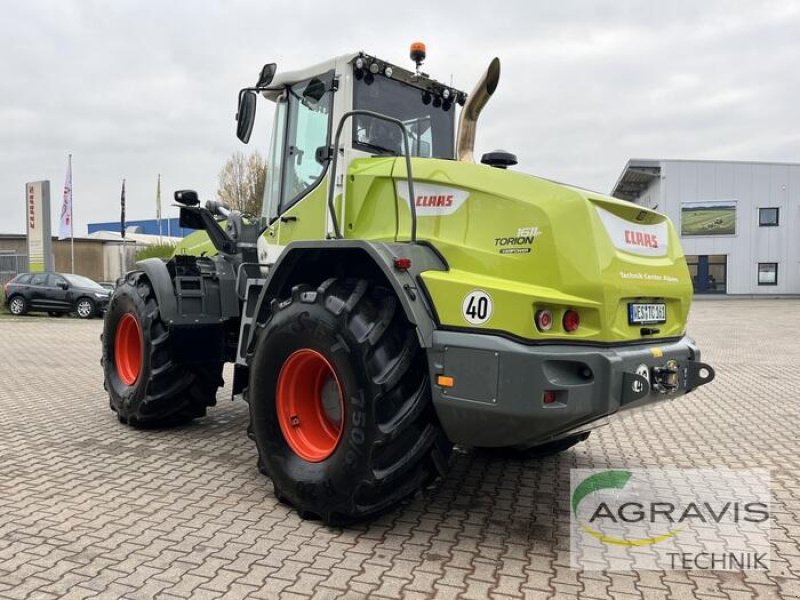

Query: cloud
[[0, 0, 797, 233]]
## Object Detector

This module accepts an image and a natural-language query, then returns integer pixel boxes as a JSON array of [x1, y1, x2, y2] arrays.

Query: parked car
[[3, 272, 112, 318]]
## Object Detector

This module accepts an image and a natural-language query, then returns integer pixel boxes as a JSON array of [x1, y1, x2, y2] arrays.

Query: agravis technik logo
[[570, 469, 771, 571]]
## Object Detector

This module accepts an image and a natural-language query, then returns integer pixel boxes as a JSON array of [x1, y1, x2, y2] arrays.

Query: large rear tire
[[101, 271, 223, 427], [248, 278, 451, 524]]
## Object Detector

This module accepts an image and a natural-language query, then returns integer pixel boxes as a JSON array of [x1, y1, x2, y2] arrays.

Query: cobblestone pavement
[[1, 300, 799, 599]]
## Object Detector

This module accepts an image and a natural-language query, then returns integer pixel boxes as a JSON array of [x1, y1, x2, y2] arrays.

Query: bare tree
[[217, 151, 266, 215]]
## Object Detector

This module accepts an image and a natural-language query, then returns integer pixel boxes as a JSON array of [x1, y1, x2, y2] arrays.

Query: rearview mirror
[[236, 90, 257, 144], [256, 63, 277, 87], [58, 282, 69, 290], [174, 190, 200, 206]]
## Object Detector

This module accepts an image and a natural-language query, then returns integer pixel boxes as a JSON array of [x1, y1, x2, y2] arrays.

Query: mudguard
[[245, 240, 447, 357], [135, 258, 178, 322]]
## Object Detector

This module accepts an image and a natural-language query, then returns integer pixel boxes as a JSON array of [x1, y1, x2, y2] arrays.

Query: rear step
[[233, 266, 270, 397]]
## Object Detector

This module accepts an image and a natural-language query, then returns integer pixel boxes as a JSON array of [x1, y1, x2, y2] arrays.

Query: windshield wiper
[[356, 141, 398, 156]]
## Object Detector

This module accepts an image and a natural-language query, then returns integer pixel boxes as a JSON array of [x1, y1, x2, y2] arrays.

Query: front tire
[[101, 271, 223, 427], [248, 279, 451, 524]]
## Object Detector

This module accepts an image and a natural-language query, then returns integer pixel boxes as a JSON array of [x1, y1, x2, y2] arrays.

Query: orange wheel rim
[[115, 313, 143, 386], [276, 349, 345, 462]]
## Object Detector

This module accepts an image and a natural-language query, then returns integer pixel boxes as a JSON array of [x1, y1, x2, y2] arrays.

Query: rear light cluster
[[563, 309, 580, 333], [535, 308, 581, 333], [534, 309, 553, 331]]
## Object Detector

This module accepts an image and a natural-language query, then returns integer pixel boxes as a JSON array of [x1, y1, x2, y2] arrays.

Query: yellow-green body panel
[[175, 228, 217, 257], [342, 157, 692, 343], [275, 178, 330, 245], [177, 157, 693, 344]]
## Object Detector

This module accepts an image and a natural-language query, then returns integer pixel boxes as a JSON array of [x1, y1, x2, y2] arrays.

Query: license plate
[[628, 303, 666, 325]]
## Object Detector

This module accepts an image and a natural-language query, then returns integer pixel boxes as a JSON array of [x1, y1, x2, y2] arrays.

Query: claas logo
[[416, 194, 453, 208], [624, 230, 659, 249]]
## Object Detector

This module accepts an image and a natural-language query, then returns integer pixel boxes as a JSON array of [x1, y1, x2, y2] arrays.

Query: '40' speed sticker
[[462, 290, 493, 325]]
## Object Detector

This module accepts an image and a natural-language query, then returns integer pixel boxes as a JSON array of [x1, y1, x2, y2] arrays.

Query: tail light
[[543, 390, 557, 404], [393, 257, 412, 271], [563, 309, 580, 333], [535, 309, 553, 332]]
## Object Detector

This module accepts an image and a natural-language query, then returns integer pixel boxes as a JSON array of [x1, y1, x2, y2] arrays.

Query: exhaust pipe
[[456, 57, 501, 163]]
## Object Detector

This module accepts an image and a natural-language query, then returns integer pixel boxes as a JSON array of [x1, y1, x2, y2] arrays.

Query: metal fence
[[0, 253, 28, 287]]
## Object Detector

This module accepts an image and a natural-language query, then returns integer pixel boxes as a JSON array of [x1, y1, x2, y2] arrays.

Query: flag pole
[[120, 179, 127, 274], [157, 173, 162, 243], [69, 154, 74, 273], [59, 154, 75, 272]]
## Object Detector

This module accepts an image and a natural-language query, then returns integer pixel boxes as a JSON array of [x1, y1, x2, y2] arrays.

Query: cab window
[[353, 74, 454, 158], [262, 99, 287, 221], [30, 273, 48, 286], [278, 70, 334, 214]]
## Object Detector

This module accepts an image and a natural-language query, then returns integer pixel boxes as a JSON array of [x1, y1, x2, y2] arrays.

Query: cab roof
[[261, 52, 465, 103]]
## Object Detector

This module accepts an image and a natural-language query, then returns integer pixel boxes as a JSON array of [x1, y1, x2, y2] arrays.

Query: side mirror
[[59, 282, 69, 290], [256, 63, 277, 87], [236, 90, 257, 144], [174, 190, 200, 206]]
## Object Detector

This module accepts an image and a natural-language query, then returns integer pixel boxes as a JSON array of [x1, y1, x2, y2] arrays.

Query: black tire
[[8, 295, 27, 316], [247, 278, 452, 524], [101, 271, 223, 427], [75, 297, 96, 319]]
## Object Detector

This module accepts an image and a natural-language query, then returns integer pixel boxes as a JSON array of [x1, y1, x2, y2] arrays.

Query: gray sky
[[1, 0, 798, 234]]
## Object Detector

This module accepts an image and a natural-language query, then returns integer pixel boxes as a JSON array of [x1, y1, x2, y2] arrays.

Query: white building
[[612, 159, 800, 295]]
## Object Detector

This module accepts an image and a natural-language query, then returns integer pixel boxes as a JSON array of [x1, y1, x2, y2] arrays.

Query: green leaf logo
[[572, 470, 680, 546]]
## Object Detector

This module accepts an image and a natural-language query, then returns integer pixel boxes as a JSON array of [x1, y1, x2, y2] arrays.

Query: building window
[[758, 263, 778, 286], [686, 254, 727, 294], [759, 207, 780, 226]]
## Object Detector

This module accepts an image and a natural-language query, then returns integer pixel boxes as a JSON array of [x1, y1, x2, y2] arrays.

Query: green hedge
[[134, 243, 176, 262]]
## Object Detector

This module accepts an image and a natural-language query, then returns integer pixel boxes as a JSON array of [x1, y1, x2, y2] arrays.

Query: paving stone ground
[[0, 299, 799, 599]]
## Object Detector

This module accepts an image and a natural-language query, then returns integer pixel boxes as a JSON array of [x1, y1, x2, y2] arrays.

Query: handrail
[[326, 110, 417, 242]]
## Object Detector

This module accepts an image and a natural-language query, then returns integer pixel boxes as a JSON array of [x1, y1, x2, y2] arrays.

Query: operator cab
[[235, 48, 466, 232], [350, 53, 463, 159]]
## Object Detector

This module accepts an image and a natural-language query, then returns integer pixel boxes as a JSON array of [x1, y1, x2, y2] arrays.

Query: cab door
[[262, 70, 335, 252]]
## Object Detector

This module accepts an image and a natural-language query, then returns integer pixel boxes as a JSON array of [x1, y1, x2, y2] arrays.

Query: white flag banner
[[59, 156, 72, 240]]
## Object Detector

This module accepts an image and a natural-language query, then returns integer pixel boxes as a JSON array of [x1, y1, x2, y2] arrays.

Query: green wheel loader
[[102, 46, 715, 524]]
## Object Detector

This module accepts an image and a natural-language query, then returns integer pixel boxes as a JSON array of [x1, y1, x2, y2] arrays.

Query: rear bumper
[[426, 332, 714, 448]]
